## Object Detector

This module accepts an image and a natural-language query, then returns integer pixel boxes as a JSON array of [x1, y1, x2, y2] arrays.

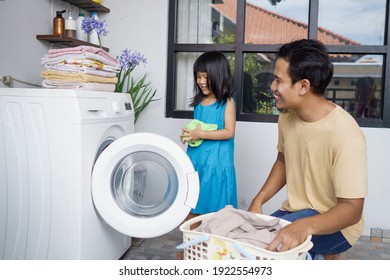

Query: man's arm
[[248, 152, 287, 213], [267, 197, 365, 252]]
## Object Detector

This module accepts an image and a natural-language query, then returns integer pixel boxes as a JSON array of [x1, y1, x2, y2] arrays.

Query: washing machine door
[[91, 132, 199, 238]]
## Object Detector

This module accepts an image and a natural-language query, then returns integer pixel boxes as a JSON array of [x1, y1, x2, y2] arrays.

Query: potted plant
[[115, 49, 159, 123]]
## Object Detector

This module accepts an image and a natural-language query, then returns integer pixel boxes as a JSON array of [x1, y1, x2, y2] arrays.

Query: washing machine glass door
[[91, 132, 199, 238]]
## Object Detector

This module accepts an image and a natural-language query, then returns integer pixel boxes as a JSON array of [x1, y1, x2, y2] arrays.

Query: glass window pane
[[243, 52, 278, 115], [242, 52, 383, 119], [176, 52, 201, 111], [176, 0, 237, 44], [327, 54, 383, 119], [176, 52, 235, 111], [319, 0, 386, 45], [245, 0, 309, 44]]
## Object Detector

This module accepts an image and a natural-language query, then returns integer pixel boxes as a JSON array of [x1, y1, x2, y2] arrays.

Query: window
[[166, 0, 390, 127]]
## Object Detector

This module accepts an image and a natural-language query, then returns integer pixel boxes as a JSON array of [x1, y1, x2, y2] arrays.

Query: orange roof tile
[[213, 0, 360, 45]]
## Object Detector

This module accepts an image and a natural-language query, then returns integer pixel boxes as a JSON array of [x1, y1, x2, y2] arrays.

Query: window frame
[[166, 0, 390, 127]]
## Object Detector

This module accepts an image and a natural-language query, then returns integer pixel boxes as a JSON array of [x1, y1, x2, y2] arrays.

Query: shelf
[[36, 35, 109, 52], [64, 0, 110, 13], [36, 1, 110, 51]]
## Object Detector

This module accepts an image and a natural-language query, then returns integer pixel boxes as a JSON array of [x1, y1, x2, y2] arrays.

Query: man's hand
[[267, 219, 309, 252], [248, 199, 263, 214]]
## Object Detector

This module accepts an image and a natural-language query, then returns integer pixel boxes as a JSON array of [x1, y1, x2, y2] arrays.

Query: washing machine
[[0, 88, 199, 259]]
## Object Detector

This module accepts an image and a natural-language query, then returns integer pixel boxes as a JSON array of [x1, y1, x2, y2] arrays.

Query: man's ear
[[299, 79, 310, 95]]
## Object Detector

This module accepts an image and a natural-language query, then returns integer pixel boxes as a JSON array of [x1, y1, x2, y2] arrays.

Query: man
[[248, 39, 368, 260]]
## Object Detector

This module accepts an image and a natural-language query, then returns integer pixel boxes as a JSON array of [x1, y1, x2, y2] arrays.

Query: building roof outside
[[213, 0, 361, 46]]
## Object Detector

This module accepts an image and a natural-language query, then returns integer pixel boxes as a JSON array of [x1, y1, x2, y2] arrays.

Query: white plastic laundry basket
[[178, 212, 313, 260]]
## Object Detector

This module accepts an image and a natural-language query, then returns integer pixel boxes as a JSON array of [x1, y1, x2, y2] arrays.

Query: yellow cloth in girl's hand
[[184, 119, 218, 147]]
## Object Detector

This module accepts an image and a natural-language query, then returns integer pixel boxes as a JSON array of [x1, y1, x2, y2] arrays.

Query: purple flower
[[115, 49, 158, 123], [115, 49, 148, 94], [81, 16, 108, 36], [119, 49, 147, 72]]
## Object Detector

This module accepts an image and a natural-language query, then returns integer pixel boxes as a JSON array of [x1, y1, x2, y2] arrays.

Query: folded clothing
[[47, 45, 118, 63], [40, 69, 118, 84], [42, 80, 116, 92], [45, 64, 118, 77], [195, 205, 282, 250], [184, 119, 218, 147], [41, 52, 121, 70]]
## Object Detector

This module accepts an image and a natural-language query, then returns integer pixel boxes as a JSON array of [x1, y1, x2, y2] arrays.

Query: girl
[[180, 51, 238, 221]]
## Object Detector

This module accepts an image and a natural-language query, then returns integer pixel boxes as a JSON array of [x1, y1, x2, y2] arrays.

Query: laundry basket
[[177, 212, 313, 260]]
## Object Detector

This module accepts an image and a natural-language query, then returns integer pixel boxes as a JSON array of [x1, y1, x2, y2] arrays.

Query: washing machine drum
[[91, 133, 199, 238]]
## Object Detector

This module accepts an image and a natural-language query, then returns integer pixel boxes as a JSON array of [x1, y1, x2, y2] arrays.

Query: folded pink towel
[[47, 45, 117, 63]]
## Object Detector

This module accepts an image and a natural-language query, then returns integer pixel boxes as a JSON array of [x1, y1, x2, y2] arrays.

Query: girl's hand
[[180, 125, 201, 144], [180, 129, 188, 144]]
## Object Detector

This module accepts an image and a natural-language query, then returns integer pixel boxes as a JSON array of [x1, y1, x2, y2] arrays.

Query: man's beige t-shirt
[[277, 105, 368, 245]]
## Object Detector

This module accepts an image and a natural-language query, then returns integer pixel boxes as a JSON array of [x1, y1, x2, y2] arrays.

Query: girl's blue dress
[[187, 100, 238, 214]]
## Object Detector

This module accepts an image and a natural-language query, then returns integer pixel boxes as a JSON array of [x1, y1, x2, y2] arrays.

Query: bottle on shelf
[[53, 10, 66, 35], [65, 11, 76, 38], [76, 13, 88, 41], [88, 12, 100, 46]]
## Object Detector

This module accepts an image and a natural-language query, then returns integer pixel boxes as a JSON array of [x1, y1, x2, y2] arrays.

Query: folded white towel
[[42, 52, 120, 70]]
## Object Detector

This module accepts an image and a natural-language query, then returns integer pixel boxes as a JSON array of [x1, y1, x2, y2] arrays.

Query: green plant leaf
[[117, 72, 159, 123]]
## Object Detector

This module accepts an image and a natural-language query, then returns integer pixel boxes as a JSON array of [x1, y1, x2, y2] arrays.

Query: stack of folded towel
[[40, 45, 120, 92]]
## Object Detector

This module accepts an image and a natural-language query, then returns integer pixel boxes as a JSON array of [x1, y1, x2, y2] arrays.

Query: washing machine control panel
[[125, 102, 132, 111], [111, 100, 133, 114], [112, 100, 122, 114]]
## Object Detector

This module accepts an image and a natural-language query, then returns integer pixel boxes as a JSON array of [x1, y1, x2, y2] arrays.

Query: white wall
[[1, 0, 389, 235]]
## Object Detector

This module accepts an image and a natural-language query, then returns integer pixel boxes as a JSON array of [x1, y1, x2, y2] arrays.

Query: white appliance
[[0, 88, 199, 260]]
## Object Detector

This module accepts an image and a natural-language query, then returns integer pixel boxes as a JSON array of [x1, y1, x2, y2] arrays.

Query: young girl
[[180, 51, 238, 221]]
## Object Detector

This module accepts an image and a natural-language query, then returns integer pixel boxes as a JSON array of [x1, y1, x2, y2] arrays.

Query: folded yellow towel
[[40, 69, 118, 84], [184, 119, 218, 147]]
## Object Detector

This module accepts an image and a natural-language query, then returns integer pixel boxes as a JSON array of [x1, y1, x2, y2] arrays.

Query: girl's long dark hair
[[190, 51, 235, 107]]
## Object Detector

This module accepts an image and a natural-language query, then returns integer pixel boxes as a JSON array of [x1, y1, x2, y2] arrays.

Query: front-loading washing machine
[[0, 88, 199, 259]]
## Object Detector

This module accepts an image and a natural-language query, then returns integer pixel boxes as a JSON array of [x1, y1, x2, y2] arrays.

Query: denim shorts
[[271, 209, 352, 255]]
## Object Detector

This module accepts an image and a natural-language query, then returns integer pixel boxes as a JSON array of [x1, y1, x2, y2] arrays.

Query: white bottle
[[76, 13, 88, 41], [89, 12, 100, 46], [64, 11, 76, 38]]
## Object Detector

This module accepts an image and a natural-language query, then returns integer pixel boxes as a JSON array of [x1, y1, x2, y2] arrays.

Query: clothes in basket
[[194, 205, 282, 250]]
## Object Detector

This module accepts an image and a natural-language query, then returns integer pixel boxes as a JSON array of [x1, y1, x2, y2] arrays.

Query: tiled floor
[[120, 227, 390, 260]]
